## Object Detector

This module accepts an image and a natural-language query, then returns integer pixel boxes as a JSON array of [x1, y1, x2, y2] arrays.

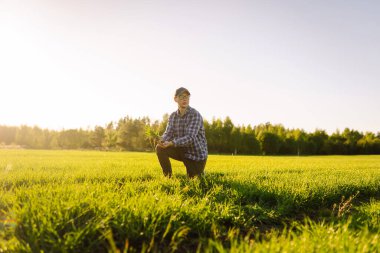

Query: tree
[[116, 116, 150, 151], [0, 115, 378, 155], [258, 132, 281, 155], [241, 125, 260, 154], [0, 126, 17, 145], [58, 129, 89, 149], [357, 132, 380, 154], [104, 122, 117, 149], [89, 126, 105, 149], [222, 117, 234, 153], [326, 130, 346, 154], [342, 128, 363, 154], [15, 125, 34, 148], [279, 134, 297, 155], [230, 127, 241, 155], [116, 117, 131, 150], [308, 129, 329, 155], [206, 118, 224, 153]]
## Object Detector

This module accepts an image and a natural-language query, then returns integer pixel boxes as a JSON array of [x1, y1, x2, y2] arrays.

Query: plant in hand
[[145, 125, 162, 151]]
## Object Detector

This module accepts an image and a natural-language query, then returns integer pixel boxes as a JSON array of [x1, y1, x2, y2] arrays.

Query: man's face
[[175, 93, 190, 108]]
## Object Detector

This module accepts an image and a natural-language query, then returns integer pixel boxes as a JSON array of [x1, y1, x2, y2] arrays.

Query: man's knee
[[156, 144, 164, 154], [185, 159, 206, 178]]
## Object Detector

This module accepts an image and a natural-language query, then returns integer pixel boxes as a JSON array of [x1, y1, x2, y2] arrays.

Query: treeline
[[1, 116, 380, 155]]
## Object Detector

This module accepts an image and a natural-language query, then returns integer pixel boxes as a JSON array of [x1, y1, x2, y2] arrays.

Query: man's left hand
[[162, 141, 174, 148]]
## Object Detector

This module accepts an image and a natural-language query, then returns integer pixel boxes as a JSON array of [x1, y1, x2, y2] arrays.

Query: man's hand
[[161, 141, 174, 148], [157, 140, 164, 148]]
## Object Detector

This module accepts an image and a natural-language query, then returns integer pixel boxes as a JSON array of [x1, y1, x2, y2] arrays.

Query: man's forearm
[[173, 135, 194, 147]]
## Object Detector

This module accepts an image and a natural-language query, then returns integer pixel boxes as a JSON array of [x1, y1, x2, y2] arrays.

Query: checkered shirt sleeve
[[161, 107, 208, 161]]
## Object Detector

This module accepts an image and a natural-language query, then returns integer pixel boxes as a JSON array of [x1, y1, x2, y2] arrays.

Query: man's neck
[[178, 106, 188, 116]]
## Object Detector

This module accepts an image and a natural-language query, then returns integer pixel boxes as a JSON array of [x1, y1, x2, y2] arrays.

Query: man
[[156, 87, 208, 178]]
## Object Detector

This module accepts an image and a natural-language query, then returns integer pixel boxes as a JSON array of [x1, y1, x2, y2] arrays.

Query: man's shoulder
[[169, 107, 202, 118], [188, 107, 203, 118], [187, 106, 196, 113]]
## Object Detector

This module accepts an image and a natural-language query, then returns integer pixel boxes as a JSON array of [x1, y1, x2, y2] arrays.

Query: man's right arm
[[161, 114, 174, 142]]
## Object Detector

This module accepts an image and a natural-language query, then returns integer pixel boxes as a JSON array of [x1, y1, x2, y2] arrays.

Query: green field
[[1, 150, 379, 252]]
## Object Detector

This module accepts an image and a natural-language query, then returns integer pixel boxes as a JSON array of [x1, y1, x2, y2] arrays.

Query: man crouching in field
[[156, 87, 208, 178]]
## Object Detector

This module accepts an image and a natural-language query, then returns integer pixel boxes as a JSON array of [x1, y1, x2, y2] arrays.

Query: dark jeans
[[156, 145, 207, 178]]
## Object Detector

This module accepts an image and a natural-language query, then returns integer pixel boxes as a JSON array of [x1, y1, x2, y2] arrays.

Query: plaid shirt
[[162, 106, 208, 161]]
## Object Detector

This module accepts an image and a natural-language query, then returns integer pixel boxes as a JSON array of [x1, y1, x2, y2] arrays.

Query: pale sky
[[1, 0, 379, 133]]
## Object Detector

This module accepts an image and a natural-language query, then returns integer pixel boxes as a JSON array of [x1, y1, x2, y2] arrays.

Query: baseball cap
[[175, 87, 190, 96]]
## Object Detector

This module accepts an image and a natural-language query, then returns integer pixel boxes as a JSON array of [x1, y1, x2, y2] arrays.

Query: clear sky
[[1, 0, 379, 133]]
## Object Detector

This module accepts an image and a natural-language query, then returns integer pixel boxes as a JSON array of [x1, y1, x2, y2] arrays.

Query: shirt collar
[[176, 106, 191, 117]]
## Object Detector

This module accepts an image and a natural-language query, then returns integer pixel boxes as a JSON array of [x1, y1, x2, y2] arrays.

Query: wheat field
[[1, 150, 379, 252]]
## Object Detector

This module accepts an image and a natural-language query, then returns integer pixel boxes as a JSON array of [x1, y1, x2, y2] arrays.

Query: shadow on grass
[[164, 172, 380, 226], [108, 172, 380, 252]]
